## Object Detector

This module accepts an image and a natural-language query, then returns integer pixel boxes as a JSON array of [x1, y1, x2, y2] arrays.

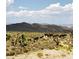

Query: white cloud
[[7, 3, 73, 24], [6, 0, 14, 6], [18, 6, 28, 10]]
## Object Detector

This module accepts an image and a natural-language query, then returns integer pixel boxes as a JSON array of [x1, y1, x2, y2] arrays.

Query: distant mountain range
[[6, 22, 73, 33]]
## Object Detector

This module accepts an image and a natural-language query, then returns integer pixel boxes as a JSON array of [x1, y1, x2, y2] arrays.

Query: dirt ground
[[6, 49, 73, 59]]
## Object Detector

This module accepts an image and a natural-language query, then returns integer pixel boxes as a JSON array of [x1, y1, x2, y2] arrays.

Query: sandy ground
[[6, 49, 73, 59]]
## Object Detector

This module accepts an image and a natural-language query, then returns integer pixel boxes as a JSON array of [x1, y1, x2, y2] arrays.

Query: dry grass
[[6, 32, 73, 56]]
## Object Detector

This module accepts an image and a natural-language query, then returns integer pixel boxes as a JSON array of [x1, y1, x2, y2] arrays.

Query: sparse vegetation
[[37, 52, 43, 58], [6, 32, 73, 56]]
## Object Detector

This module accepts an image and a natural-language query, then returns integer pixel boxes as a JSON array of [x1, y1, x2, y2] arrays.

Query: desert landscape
[[6, 0, 73, 59], [6, 31, 73, 59]]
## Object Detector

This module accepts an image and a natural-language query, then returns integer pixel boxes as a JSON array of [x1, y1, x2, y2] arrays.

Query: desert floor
[[7, 49, 72, 59]]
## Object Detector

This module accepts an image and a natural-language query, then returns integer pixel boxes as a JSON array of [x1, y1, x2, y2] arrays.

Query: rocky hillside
[[6, 22, 73, 32]]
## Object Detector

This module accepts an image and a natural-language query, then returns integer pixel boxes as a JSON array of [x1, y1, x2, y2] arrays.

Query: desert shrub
[[37, 52, 43, 58], [61, 54, 66, 57], [6, 32, 73, 56], [18, 34, 27, 47], [45, 54, 49, 56], [21, 34, 26, 41], [6, 34, 11, 41], [6, 51, 15, 56]]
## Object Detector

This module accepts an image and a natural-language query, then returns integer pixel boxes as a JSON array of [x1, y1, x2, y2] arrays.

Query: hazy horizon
[[6, 22, 73, 27]]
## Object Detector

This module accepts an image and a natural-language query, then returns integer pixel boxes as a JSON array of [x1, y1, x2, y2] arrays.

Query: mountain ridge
[[6, 22, 73, 33]]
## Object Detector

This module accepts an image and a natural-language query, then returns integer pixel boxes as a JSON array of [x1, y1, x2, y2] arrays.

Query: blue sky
[[6, 0, 73, 25]]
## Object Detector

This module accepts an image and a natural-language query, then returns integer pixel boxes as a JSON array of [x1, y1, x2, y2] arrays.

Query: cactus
[[6, 34, 11, 41]]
